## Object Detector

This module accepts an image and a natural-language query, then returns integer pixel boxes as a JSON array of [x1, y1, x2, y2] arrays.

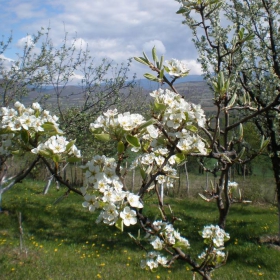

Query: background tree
[[0, 28, 143, 157], [171, 0, 280, 229]]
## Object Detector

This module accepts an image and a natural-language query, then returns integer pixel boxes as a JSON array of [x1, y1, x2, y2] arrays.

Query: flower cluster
[[151, 88, 206, 130], [80, 155, 143, 226], [200, 225, 230, 247], [90, 110, 145, 135], [0, 101, 60, 133], [0, 101, 81, 162], [31, 135, 81, 159], [140, 251, 168, 270], [141, 221, 190, 270], [164, 58, 190, 77], [198, 225, 230, 264]]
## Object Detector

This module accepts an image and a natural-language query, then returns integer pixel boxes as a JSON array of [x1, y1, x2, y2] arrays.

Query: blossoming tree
[[166, 0, 280, 229], [1, 51, 230, 279]]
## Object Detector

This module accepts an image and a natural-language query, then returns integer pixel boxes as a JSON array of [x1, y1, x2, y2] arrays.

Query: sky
[[0, 0, 202, 80]]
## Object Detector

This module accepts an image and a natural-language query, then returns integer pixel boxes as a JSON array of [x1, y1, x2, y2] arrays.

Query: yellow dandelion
[[156, 275, 160, 279], [54, 248, 58, 252]]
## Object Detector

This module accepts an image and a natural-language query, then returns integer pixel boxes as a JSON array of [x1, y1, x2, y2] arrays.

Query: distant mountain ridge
[[135, 75, 205, 90], [19, 74, 215, 112]]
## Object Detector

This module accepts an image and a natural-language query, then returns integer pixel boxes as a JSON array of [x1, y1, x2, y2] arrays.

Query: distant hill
[[18, 74, 215, 112], [135, 75, 205, 91]]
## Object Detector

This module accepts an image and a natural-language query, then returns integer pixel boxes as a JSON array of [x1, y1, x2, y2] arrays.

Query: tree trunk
[[217, 169, 230, 229], [270, 155, 280, 239]]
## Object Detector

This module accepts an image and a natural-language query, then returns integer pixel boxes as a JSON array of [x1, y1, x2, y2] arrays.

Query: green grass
[[0, 180, 279, 280]]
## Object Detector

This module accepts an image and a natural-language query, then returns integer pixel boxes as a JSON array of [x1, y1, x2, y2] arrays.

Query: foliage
[[174, 0, 280, 230]]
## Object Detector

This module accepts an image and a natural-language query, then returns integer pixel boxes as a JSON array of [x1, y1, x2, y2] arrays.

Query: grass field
[[0, 179, 280, 280]]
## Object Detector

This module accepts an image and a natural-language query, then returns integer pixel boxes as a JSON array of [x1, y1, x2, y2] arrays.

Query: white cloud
[[0, 54, 15, 70], [182, 59, 203, 75], [0, 0, 202, 79], [72, 38, 88, 51], [16, 35, 35, 49], [143, 40, 166, 55]]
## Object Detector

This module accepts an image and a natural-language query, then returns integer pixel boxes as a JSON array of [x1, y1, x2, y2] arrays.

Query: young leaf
[[115, 218, 124, 232], [143, 73, 159, 82], [20, 130, 29, 144], [137, 118, 156, 130], [226, 92, 237, 108], [159, 55, 164, 69], [134, 56, 150, 66], [94, 133, 111, 141], [176, 7, 188, 14], [66, 139, 76, 151], [117, 141, 125, 154], [52, 154, 61, 163], [152, 46, 158, 62], [67, 157, 81, 163], [159, 68, 164, 80], [126, 134, 140, 148], [142, 51, 150, 63], [174, 153, 185, 164], [186, 125, 198, 133]]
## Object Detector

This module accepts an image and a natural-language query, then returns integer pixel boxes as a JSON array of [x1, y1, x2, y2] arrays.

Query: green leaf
[[126, 134, 140, 148], [238, 27, 245, 40], [94, 133, 111, 141], [139, 167, 146, 179], [11, 150, 21, 155], [115, 218, 124, 232], [143, 73, 159, 82], [173, 241, 190, 249], [137, 118, 157, 130], [128, 232, 136, 240], [226, 92, 236, 108], [221, 154, 232, 163], [233, 147, 245, 162], [186, 125, 198, 132], [159, 68, 164, 79], [174, 153, 185, 164], [261, 138, 270, 150], [38, 149, 51, 157], [260, 135, 264, 149], [244, 33, 255, 41], [21, 130, 29, 144], [66, 157, 81, 163], [238, 123, 243, 141], [42, 122, 63, 135], [52, 154, 61, 163], [152, 46, 158, 62], [134, 56, 150, 66], [117, 141, 125, 154], [154, 102, 166, 111], [176, 7, 188, 14], [66, 139, 76, 151], [142, 51, 150, 63], [159, 55, 164, 69]]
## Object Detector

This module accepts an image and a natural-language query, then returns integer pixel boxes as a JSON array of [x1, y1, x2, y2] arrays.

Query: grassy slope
[[0, 180, 279, 280]]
